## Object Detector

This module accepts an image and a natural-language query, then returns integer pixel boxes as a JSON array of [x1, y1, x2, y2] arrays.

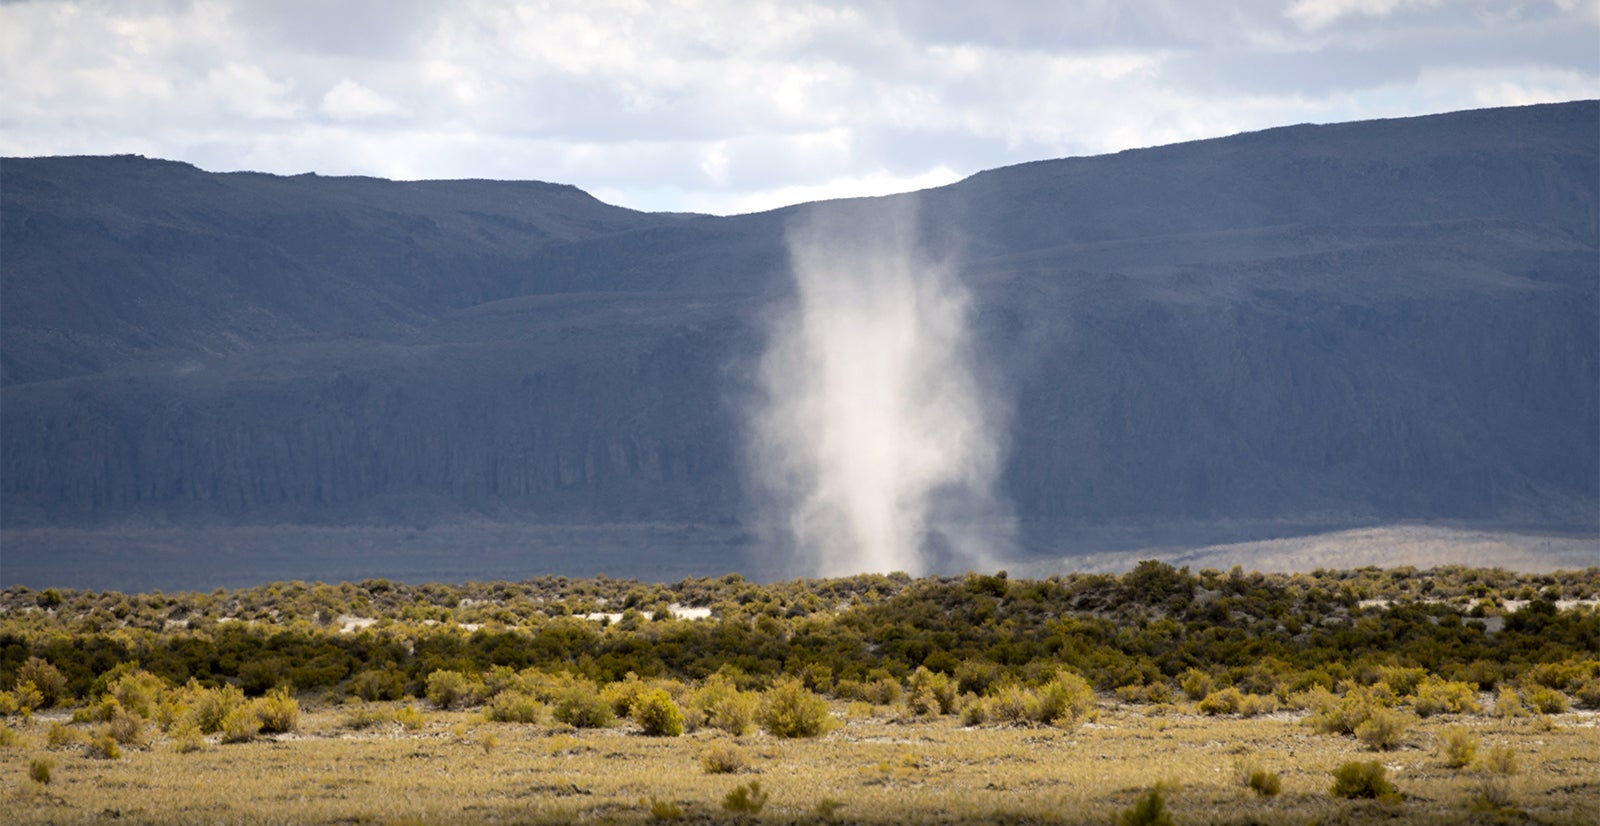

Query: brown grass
[[1, 703, 1596, 824]]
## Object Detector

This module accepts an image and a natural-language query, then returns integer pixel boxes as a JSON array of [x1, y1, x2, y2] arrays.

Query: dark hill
[[2, 101, 1596, 589], [0, 155, 684, 385]]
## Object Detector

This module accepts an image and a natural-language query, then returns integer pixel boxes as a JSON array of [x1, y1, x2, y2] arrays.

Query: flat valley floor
[[4, 702, 1597, 825]]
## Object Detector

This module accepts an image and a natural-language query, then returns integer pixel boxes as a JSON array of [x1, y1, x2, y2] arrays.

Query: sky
[[1, 0, 1596, 215]]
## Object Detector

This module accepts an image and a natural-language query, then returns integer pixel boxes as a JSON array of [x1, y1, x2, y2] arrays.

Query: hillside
[[2, 101, 1596, 588]]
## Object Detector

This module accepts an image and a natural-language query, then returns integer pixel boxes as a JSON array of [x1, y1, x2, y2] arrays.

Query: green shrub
[[424, 670, 478, 710], [1116, 681, 1174, 705], [10, 683, 43, 714], [1116, 787, 1173, 826], [986, 683, 1041, 724], [253, 687, 300, 734], [600, 673, 650, 718], [1457, 659, 1502, 692], [171, 719, 205, 753], [1179, 669, 1215, 701], [1286, 668, 1336, 695], [1377, 666, 1428, 698], [954, 659, 999, 696], [1412, 677, 1480, 717], [1494, 686, 1527, 719], [633, 689, 685, 737], [833, 679, 866, 702], [1248, 769, 1282, 797], [74, 697, 120, 724], [16, 658, 68, 709], [904, 684, 940, 717], [1198, 687, 1243, 716], [1238, 693, 1279, 718], [1482, 744, 1518, 776], [342, 704, 390, 730], [1575, 678, 1600, 710], [186, 682, 248, 735], [701, 742, 749, 774], [150, 695, 184, 733], [722, 780, 768, 814], [1438, 727, 1477, 769], [394, 704, 426, 731], [1330, 760, 1396, 800], [1525, 660, 1583, 692], [707, 691, 758, 736], [109, 669, 172, 720], [1524, 685, 1569, 714], [1113, 684, 1142, 704], [686, 675, 757, 735], [798, 662, 833, 693], [863, 677, 902, 706], [1037, 671, 1098, 727], [1473, 776, 1515, 813], [29, 756, 54, 784], [814, 798, 846, 819], [959, 696, 988, 726], [107, 705, 149, 747], [553, 686, 615, 729], [219, 705, 261, 744], [906, 667, 957, 715], [1355, 706, 1412, 751], [350, 668, 405, 702], [1309, 685, 1391, 736], [485, 692, 545, 724], [758, 676, 835, 738], [643, 795, 684, 821], [84, 733, 122, 759], [0, 724, 17, 747], [0, 690, 22, 717], [45, 722, 84, 749]]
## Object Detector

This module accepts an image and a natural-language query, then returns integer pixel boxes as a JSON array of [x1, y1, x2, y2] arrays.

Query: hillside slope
[[2, 101, 1595, 585]]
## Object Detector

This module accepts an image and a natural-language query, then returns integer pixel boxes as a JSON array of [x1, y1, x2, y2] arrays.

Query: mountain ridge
[[3, 100, 1596, 587]]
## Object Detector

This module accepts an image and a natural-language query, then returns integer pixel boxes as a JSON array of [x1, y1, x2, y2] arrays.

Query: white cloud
[[1472, 73, 1600, 108], [202, 62, 300, 120], [320, 79, 408, 120], [0, 0, 1596, 213], [1285, 0, 1446, 32], [699, 141, 732, 186], [1555, 0, 1600, 23]]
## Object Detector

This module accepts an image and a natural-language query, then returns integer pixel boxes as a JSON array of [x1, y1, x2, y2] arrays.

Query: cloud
[[1285, 0, 1445, 32], [320, 79, 408, 120], [0, 0, 1596, 213], [203, 62, 300, 120]]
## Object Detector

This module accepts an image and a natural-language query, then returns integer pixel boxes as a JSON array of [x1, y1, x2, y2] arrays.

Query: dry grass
[[2, 703, 1596, 824]]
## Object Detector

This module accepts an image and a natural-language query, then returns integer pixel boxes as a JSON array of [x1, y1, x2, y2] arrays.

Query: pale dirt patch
[[337, 614, 376, 633], [1031, 524, 1600, 575]]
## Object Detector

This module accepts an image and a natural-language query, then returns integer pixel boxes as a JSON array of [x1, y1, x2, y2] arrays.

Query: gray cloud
[[1, 0, 1594, 213], [228, 0, 434, 59]]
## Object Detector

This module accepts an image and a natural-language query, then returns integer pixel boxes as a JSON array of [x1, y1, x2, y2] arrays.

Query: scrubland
[[3, 698, 1597, 824], [2, 564, 1598, 823]]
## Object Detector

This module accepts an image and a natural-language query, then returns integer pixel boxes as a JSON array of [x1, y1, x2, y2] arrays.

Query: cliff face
[[2, 102, 1596, 573]]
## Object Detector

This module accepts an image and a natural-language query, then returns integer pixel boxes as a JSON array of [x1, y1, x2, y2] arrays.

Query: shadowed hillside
[[2, 101, 1596, 587]]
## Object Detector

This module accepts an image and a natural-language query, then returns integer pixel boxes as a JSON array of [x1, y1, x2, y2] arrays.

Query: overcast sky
[[2, 1, 1596, 215]]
